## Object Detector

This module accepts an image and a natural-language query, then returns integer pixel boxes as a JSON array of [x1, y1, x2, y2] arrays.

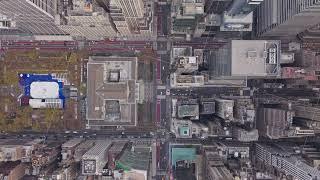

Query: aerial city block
[[0, 0, 320, 180]]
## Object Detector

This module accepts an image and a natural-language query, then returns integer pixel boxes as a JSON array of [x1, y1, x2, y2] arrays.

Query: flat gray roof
[[231, 40, 280, 77], [177, 104, 199, 118]]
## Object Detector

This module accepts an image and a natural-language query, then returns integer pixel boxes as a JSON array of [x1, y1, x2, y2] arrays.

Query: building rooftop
[[200, 101, 215, 115], [208, 166, 233, 180], [62, 138, 84, 149], [179, 126, 190, 137], [117, 146, 151, 171], [177, 104, 199, 119], [172, 47, 192, 59], [176, 56, 199, 70], [257, 143, 320, 179], [171, 147, 196, 167], [0, 0, 67, 35], [109, 141, 128, 153], [0, 161, 21, 176], [231, 40, 280, 77], [82, 140, 112, 160], [220, 12, 253, 31], [171, 74, 205, 87], [87, 56, 139, 127], [208, 47, 232, 77]]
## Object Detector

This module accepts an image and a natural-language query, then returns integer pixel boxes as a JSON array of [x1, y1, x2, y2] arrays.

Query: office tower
[[255, 143, 320, 180], [220, 0, 264, 31], [293, 105, 320, 122], [256, 107, 294, 139], [204, 151, 233, 180], [227, 0, 264, 16], [215, 99, 234, 122], [0, 0, 66, 35], [223, 96, 255, 124], [59, 0, 117, 40], [232, 127, 259, 142], [109, 0, 153, 37], [209, 40, 280, 80], [61, 138, 84, 162], [82, 141, 112, 175], [28, 0, 60, 16], [256, 0, 320, 37], [74, 140, 95, 162], [293, 105, 320, 129], [205, 0, 232, 14], [171, 0, 205, 37]]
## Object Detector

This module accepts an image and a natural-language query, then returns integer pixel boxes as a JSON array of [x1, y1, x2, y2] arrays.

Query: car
[[73, 131, 78, 134], [65, 131, 70, 134]]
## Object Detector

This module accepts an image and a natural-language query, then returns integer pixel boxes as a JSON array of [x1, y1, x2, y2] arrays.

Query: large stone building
[[86, 56, 142, 128]]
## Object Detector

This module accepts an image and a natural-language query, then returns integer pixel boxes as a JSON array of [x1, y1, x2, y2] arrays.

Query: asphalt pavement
[[170, 87, 241, 97]]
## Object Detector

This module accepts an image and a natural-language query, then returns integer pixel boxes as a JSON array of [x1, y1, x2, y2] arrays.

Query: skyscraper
[[220, 0, 264, 31], [171, 0, 205, 37], [256, 0, 320, 37], [227, 0, 264, 16], [0, 0, 66, 35], [256, 107, 294, 139], [109, 0, 153, 37], [28, 0, 60, 16], [255, 143, 320, 180], [59, 0, 117, 40]]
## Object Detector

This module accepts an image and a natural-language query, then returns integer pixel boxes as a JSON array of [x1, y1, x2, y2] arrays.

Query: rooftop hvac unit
[[179, 58, 186, 64], [247, 50, 257, 58], [268, 48, 277, 64], [269, 48, 276, 53], [268, 53, 276, 64]]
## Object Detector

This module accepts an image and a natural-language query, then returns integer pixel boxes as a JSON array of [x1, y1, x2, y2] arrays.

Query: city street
[[1, 0, 320, 180], [170, 87, 241, 97], [0, 2, 242, 179]]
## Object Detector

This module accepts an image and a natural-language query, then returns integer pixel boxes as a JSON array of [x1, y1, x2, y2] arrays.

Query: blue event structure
[[19, 73, 65, 108]]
